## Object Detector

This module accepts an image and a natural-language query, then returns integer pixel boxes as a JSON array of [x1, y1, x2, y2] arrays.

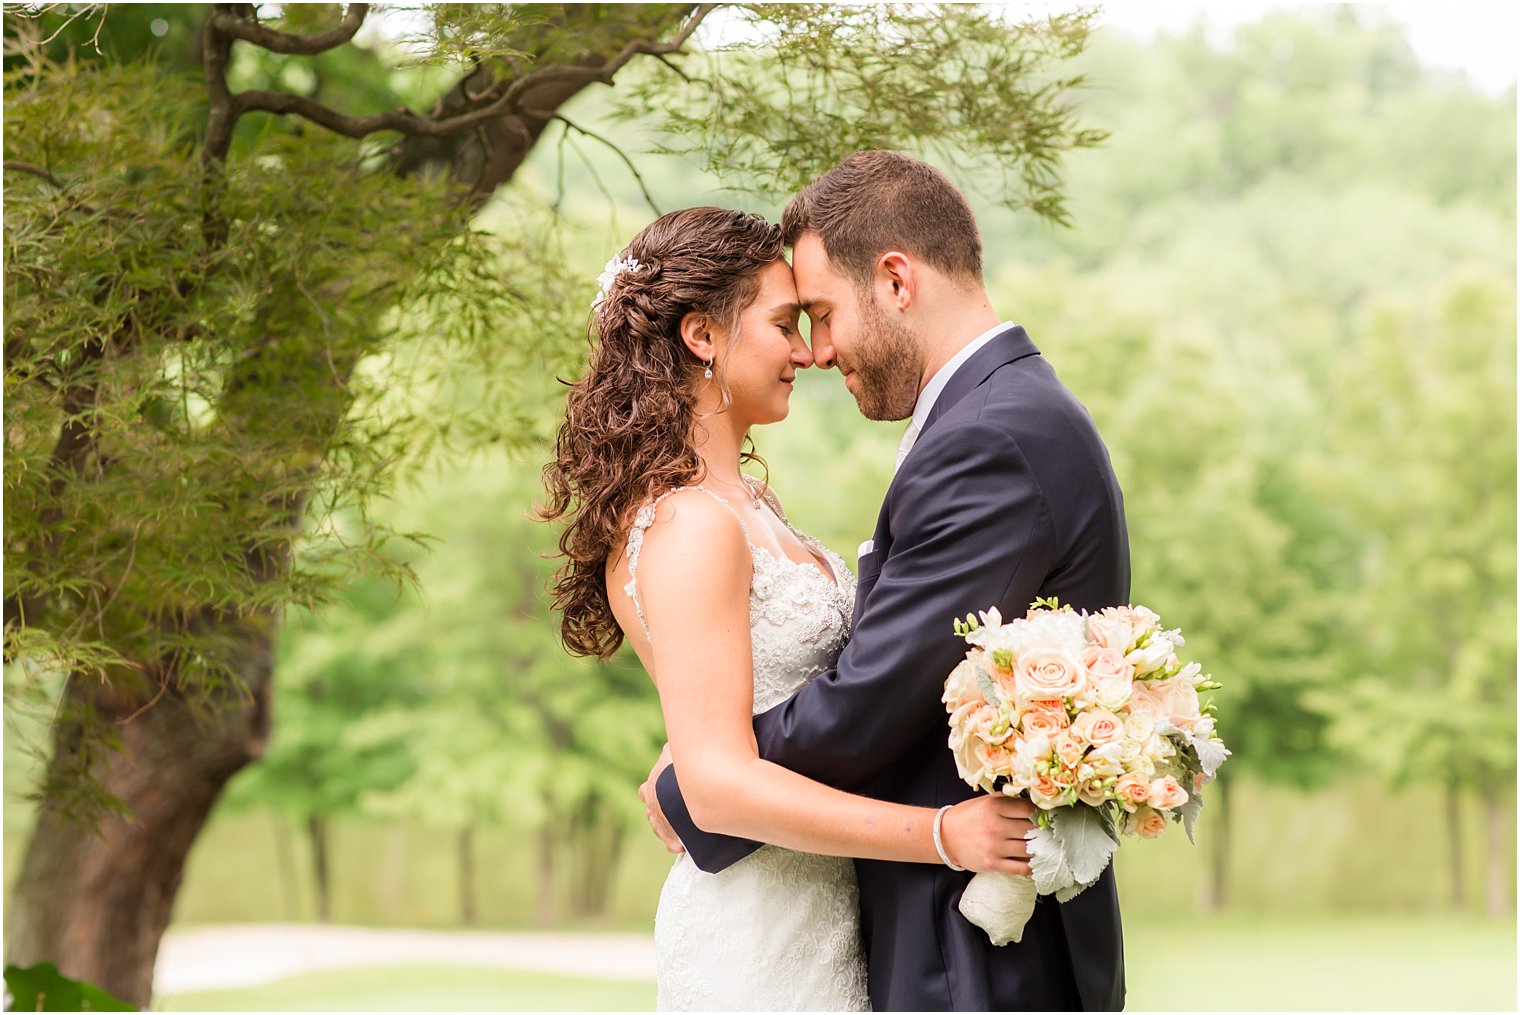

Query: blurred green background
[[4, 3, 1514, 1010]]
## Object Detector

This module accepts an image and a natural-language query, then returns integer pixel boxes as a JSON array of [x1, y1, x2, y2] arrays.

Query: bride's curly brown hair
[[540, 207, 785, 659]]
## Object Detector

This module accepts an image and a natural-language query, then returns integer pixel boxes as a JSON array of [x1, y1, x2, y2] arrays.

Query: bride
[[540, 207, 1036, 1011]]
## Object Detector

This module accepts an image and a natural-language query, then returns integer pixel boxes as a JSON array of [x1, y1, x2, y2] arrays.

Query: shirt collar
[[909, 321, 1015, 433]]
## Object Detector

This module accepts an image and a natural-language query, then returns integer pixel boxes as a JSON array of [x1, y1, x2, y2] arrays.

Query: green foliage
[[970, 10, 1516, 803], [4, 962, 137, 1011], [4, 2, 1108, 827], [617, 4, 1106, 223]]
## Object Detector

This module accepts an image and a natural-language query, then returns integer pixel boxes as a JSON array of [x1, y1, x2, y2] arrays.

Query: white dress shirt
[[894, 321, 1014, 473]]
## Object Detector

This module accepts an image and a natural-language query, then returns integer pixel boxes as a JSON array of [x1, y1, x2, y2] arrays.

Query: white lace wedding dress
[[624, 482, 872, 1012]]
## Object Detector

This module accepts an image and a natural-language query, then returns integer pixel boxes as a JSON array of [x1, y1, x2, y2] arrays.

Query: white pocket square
[[857, 539, 875, 560]]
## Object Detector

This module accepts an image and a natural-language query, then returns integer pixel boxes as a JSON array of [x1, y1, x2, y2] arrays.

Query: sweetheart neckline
[[748, 541, 844, 594]]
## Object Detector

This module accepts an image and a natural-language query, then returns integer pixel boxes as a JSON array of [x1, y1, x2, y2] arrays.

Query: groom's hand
[[638, 742, 686, 854], [941, 795, 1037, 875]]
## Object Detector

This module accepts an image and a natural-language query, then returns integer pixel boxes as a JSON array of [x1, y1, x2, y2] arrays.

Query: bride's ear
[[679, 311, 719, 364]]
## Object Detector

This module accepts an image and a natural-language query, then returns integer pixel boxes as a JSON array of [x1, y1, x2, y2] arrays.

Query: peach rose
[[1019, 704, 1069, 739], [1130, 676, 1201, 731], [1115, 772, 1152, 812], [1031, 770, 1066, 807], [965, 703, 1014, 746], [1077, 779, 1110, 807], [1072, 708, 1124, 748], [1087, 615, 1138, 654], [1147, 774, 1189, 811], [1014, 647, 1088, 702], [1052, 730, 1085, 769], [1132, 806, 1167, 839]]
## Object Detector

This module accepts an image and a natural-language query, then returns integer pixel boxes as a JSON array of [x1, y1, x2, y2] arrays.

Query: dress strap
[[743, 474, 789, 523], [624, 485, 751, 644]]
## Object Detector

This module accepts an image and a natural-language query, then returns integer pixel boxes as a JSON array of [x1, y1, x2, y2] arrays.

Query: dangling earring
[[703, 357, 714, 380]]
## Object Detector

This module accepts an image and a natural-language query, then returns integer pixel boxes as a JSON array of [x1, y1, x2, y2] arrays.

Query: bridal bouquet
[[942, 598, 1228, 945]]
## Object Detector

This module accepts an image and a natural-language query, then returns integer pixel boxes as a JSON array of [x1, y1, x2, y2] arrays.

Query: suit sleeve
[[658, 419, 1060, 872]]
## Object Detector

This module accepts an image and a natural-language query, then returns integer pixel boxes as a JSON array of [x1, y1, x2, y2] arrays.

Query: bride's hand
[[938, 794, 1037, 875]]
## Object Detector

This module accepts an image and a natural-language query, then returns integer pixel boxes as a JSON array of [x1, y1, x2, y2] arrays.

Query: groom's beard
[[851, 293, 923, 422]]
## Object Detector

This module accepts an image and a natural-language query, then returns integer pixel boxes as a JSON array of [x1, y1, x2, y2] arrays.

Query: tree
[[306, 453, 666, 927], [3, 4, 1104, 1004], [220, 570, 427, 923], [1313, 270, 1516, 916]]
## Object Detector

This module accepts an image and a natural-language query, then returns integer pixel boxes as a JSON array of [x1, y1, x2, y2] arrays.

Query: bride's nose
[[790, 339, 815, 370]]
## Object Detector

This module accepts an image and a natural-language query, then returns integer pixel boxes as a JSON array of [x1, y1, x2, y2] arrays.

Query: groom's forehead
[[791, 259, 847, 309]]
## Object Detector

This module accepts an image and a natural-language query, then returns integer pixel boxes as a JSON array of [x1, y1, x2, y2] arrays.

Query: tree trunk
[[1480, 779, 1512, 916], [536, 820, 558, 928], [459, 824, 477, 926], [272, 811, 302, 921], [4, 5, 704, 1004], [572, 809, 625, 920], [1446, 778, 1467, 909], [1202, 775, 1230, 911], [307, 813, 332, 923], [5, 629, 273, 1009]]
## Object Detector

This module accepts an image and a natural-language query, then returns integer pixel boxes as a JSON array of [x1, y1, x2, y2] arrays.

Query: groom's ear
[[876, 251, 915, 312], [678, 311, 717, 361]]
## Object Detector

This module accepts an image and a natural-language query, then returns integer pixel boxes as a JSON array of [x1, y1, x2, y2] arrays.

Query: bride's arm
[[634, 492, 1030, 872]]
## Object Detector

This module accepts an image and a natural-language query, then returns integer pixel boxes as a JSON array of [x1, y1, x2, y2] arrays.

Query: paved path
[[154, 924, 656, 996]]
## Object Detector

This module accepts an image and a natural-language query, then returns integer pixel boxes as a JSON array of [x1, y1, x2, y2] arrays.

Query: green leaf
[[4, 962, 137, 1011]]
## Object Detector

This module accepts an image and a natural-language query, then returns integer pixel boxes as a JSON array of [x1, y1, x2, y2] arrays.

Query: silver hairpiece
[[592, 254, 643, 310]]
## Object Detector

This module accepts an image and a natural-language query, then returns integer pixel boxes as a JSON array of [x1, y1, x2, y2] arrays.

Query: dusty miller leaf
[[1028, 822, 1072, 895], [1051, 804, 1119, 887], [1178, 786, 1204, 845]]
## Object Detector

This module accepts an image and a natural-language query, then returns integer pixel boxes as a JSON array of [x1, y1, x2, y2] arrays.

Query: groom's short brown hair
[[781, 151, 983, 287]]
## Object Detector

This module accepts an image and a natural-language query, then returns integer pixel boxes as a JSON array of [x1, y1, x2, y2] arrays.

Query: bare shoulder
[[631, 489, 751, 588]]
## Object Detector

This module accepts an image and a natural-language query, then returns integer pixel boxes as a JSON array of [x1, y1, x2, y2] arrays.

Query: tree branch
[[499, 4, 717, 109], [552, 115, 662, 217], [236, 4, 718, 144], [210, 4, 370, 56], [4, 161, 64, 188]]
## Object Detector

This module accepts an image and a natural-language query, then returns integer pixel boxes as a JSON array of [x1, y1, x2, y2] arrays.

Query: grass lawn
[[155, 912, 1514, 1011]]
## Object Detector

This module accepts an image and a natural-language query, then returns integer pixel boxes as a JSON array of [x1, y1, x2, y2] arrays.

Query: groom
[[646, 151, 1129, 1011]]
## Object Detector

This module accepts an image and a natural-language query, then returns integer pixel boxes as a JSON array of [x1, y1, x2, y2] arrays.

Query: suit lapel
[[921, 325, 1041, 437]]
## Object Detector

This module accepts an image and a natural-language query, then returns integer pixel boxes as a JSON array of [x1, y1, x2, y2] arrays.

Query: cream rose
[[1082, 645, 1135, 711], [943, 659, 986, 710]]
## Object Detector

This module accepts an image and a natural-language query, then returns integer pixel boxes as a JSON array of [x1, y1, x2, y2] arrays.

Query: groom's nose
[[810, 331, 837, 370]]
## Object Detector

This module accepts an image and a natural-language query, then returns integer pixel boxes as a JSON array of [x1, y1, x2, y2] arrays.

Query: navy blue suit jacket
[[657, 326, 1129, 1011]]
